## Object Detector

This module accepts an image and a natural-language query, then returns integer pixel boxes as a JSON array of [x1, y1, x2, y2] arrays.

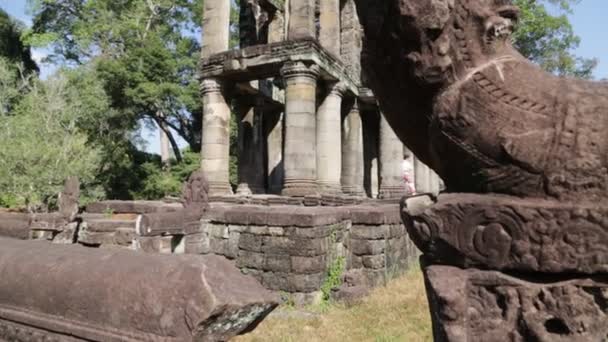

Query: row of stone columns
[[200, 73, 408, 198], [199, 0, 407, 198]]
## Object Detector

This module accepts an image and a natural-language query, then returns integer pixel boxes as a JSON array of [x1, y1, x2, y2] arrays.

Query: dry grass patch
[[236, 266, 431, 342]]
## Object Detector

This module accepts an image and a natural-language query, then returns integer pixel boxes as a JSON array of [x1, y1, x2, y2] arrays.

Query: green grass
[[235, 266, 432, 342]]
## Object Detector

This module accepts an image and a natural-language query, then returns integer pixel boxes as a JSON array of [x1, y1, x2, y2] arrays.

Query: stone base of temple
[[317, 182, 343, 195], [207, 182, 233, 196], [377, 186, 406, 200], [281, 180, 319, 197], [422, 262, 608, 342], [401, 193, 608, 342], [6, 197, 419, 307]]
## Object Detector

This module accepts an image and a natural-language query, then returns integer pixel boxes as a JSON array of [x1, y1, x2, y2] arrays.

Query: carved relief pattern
[[404, 195, 608, 273]]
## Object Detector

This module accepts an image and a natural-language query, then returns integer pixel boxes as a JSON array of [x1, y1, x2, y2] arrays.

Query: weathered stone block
[[0, 238, 278, 341], [264, 254, 292, 273], [389, 224, 406, 238], [423, 263, 608, 342], [208, 223, 229, 239], [136, 236, 173, 254], [115, 228, 136, 245], [226, 231, 240, 259], [184, 232, 210, 254], [347, 254, 363, 269], [261, 271, 289, 291], [351, 224, 390, 240], [248, 225, 269, 235], [362, 254, 385, 269], [268, 226, 285, 236], [210, 238, 229, 256], [404, 194, 608, 274], [349, 238, 386, 256], [262, 236, 328, 256], [228, 224, 247, 233], [239, 233, 263, 252], [51, 222, 79, 244], [288, 273, 325, 293], [237, 250, 265, 269], [291, 255, 327, 274], [290, 225, 333, 239]]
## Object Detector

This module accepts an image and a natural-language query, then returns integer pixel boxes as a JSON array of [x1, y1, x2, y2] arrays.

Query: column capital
[[280, 62, 320, 80], [327, 82, 348, 97], [200, 78, 223, 95]]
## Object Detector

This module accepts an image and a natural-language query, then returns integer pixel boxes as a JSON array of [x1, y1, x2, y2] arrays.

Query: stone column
[[414, 157, 440, 195], [316, 82, 345, 194], [280, 62, 320, 197], [319, 0, 340, 56], [201, 0, 231, 56], [236, 101, 266, 195], [201, 78, 232, 196], [341, 100, 365, 196], [378, 113, 406, 199], [287, 0, 315, 39]]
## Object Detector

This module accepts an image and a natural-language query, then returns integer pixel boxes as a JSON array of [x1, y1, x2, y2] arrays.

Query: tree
[[513, 0, 597, 78], [0, 59, 109, 211], [26, 0, 204, 162], [0, 8, 37, 73]]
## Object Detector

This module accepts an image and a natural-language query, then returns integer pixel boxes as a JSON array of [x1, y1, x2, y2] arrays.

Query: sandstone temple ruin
[[0, 2, 436, 340], [199, 0, 442, 199]]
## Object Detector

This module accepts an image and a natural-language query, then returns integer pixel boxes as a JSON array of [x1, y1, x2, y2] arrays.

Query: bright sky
[[1, 0, 607, 154]]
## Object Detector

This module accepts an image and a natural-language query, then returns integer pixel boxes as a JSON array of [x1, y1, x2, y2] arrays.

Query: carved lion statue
[[355, 0, 608, 202]]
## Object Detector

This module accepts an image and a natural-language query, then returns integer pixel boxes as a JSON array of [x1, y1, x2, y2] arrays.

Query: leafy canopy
[[513, 0, 597, 78], [0, 58, 109, 210]]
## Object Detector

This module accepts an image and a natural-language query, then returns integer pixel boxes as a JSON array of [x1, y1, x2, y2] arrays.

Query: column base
[[341, 185, 365, 197], [378, 185, 406, 200], [316, 181, 342, 195], [282, 179, 318, 197], [207, 182, 233, 197], [236, 184, 265, 196]]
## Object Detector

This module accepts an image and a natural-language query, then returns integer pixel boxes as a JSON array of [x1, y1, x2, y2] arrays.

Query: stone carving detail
[[354, 0, 608, 202], [423, 264, 608, 342], [181, 170, 211, 209], [404, 194, 608, 274]]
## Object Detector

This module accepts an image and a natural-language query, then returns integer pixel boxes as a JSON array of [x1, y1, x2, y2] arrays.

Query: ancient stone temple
[[198, 0, 441, 199]]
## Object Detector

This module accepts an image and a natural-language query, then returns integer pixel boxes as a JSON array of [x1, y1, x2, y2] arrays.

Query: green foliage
[[320, 256, 346, 304], [513, 0, 597, 78], [0, 8, 37, 73], [26, 0, 204, 158], [133, 150, 201, 199], [0, 59, 108, 211]]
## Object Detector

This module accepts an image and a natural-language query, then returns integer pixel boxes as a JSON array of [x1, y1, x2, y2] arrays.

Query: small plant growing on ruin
[[320, 256, 345, 304]]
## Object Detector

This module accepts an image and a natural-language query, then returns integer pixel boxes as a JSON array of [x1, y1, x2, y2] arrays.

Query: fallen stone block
[[0, 237, 278, 341], [0, 213, 30, 239]]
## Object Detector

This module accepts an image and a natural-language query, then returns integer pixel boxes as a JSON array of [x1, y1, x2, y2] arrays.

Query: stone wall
[[22, 201, 418, 305], [137, 204, 418, 304]]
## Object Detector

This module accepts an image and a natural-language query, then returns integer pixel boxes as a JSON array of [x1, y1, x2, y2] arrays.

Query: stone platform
[[7, 197, 419, 306]]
